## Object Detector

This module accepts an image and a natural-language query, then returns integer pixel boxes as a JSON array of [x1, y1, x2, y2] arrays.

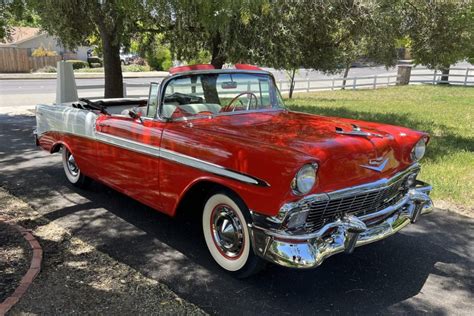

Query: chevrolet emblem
[[360, 158, 389, 172]]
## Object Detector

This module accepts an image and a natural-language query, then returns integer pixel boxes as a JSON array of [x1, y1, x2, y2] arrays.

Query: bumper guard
[[250, 182, 433, 269]]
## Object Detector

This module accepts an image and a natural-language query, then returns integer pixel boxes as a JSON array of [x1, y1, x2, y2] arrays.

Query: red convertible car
[[35, 64, 433, 277]]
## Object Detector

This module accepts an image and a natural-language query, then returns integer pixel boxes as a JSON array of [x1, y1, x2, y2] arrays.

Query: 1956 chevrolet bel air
[[35, 64, 433, 277]]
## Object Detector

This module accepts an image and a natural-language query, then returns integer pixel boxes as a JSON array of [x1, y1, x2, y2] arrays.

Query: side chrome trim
[[36, 104, 270, 187], [96, 132, 270, 187]]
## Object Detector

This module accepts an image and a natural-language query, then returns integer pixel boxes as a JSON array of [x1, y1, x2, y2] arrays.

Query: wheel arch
[[50, 140, 74, 154], [173, 178, 247, 218]]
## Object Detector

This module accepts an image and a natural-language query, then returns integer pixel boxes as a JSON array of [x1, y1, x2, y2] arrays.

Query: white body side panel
[[36, 104, 97, 138]]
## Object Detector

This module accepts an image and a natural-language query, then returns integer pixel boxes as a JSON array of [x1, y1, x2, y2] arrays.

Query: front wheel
[[62, 147, 91, 188], [202, 191, 265, 278]]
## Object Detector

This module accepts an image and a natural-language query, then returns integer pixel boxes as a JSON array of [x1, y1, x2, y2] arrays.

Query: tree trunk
[[211, 56, 225, 69], [439, 67, 450, 85], [201, 74, 220, 104], [102, 34, 123, 98], [341, 63, 350, 90], [288, 69, 296, 99], [210, 34, 225, 69]]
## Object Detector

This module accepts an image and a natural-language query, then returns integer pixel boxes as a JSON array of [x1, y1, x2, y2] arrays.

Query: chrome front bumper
[[250, 182, 433, 269]]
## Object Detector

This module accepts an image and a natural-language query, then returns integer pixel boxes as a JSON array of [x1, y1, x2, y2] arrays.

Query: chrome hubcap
[[211, 205, 244, 258], [66, 151, 79, 176]]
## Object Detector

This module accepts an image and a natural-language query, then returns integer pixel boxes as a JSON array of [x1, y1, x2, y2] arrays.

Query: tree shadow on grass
[[288, 104, 474, 163]]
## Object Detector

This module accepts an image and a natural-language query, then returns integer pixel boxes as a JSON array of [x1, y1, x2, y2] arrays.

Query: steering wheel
[[223, 92, 259, 112]]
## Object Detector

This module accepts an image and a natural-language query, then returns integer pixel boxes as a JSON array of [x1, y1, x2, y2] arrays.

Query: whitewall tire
[[61, 147, 91, 188], [202, 191, 265, 278]]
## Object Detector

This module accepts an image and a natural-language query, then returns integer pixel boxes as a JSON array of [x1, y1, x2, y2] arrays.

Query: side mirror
[[128, 108, 143, 123]]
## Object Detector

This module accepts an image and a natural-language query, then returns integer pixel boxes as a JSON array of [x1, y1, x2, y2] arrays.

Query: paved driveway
[[0, 114, 472, 315]]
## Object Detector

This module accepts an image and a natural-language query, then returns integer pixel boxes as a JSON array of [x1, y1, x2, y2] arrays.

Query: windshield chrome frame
[[156, 70, 286, 122]]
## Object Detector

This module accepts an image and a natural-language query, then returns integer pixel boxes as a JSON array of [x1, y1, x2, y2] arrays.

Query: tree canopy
[[403, 0, 473, 70], [25, 0, 152, 97], [3, 0, 474, 98]]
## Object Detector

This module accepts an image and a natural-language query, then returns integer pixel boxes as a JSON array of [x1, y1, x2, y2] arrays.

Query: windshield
[[160, 72, 285, 120]]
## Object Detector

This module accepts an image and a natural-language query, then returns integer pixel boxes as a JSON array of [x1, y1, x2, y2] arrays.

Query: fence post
[[373, 75, 377, 89], [331, 79, 335, 91], [432, 70, 437, 85], [123, 82, 127, 97], [387, 76, 390, 86], [464, 68, 470, 86], [396, 65, 412, 85], [307, 78, 310, 92], [352, 78, 357, 90]]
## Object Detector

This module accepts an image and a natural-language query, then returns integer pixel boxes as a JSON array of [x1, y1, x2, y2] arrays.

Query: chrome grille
[[304, 175, 409, 230]]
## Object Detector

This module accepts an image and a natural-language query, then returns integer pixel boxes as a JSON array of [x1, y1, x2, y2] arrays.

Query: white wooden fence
[[277, 74, 398, 94], [75, 66, 473, 99], [410, 67, 474, 85]]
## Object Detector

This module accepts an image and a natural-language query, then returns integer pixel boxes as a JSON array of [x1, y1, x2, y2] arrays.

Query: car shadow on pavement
[[1, 114, 473, 315], [26, 178, 473, 315]]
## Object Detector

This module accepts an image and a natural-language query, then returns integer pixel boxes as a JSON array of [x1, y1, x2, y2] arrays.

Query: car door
[[94, 83, 165, 210]]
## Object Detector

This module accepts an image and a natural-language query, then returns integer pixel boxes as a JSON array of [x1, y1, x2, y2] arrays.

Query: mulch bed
[[0, 221, 32, 303], [0, 187, 206, 315]]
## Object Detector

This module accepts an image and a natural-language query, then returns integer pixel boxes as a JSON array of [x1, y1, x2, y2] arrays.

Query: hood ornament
[[335, 124, 383, 138], [360, 157, 389, 172]]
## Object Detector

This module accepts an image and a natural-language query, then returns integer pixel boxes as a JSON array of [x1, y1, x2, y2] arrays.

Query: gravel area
[[0, 221, 32, 303], [0, 187, 206, 315]]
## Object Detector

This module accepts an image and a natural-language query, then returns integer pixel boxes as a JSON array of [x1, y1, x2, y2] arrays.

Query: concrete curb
[[0, 71, 168, 80], [0, 216, 43, 316]]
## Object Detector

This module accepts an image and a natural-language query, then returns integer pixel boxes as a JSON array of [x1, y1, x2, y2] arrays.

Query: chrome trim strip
[[93, 132, 269, 187], [35, 104, 270, 187]]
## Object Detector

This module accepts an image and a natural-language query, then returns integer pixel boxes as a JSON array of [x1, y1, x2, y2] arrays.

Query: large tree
[[28, 0, 150, 98], [241, 0, 401, 96], [335, 0, 402, 88], [0, 0, 32, 41], [403, 0, 473, 82], [152, 0, 271, 69]]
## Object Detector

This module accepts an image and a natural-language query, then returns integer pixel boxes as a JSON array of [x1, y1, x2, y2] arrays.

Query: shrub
[[87, 56, 103, 67], [31, 45, 57, 57], [122, 64, 151, 72], [35, 65, 57, 73], [66, 60, 89, 70], [133, 57, 146, 66]]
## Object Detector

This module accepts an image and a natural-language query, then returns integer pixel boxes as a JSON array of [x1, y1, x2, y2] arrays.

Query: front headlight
[[411, 137, 427, 161], [291, 163, 318, 195]]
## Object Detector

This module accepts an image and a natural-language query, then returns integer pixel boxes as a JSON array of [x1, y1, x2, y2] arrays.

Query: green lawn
[[285, 85, 474, 207]]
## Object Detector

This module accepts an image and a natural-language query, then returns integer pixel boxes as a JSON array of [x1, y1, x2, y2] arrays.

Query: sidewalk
[[0, 71, 168, 80]]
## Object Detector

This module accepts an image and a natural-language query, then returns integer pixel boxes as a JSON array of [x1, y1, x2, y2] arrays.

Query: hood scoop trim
[[335, 124, 383, 138]]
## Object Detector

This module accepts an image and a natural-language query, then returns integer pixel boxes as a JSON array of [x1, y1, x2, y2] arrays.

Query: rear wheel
[[62, 147, 91, 188], [202, 191, 265, 278]]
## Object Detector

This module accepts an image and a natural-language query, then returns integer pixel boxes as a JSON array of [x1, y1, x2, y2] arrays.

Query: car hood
[[188, 110, 424, 192]]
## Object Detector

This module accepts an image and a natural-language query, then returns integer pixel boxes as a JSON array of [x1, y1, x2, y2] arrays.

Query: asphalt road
[[0, 114, 473, 315], [0, 66, 398, 108]]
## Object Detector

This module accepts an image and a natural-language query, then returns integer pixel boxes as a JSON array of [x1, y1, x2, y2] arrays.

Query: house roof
[[0, 27, 43, 46]]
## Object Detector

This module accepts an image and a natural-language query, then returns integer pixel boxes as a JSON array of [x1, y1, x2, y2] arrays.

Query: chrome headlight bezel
[[291, 163, 318, 195], [411, 137, 427, 161]]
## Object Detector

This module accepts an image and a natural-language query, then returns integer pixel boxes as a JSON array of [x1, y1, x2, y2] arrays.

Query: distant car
[[120, 53, 137, 65], [35, 64, 433, 277]]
